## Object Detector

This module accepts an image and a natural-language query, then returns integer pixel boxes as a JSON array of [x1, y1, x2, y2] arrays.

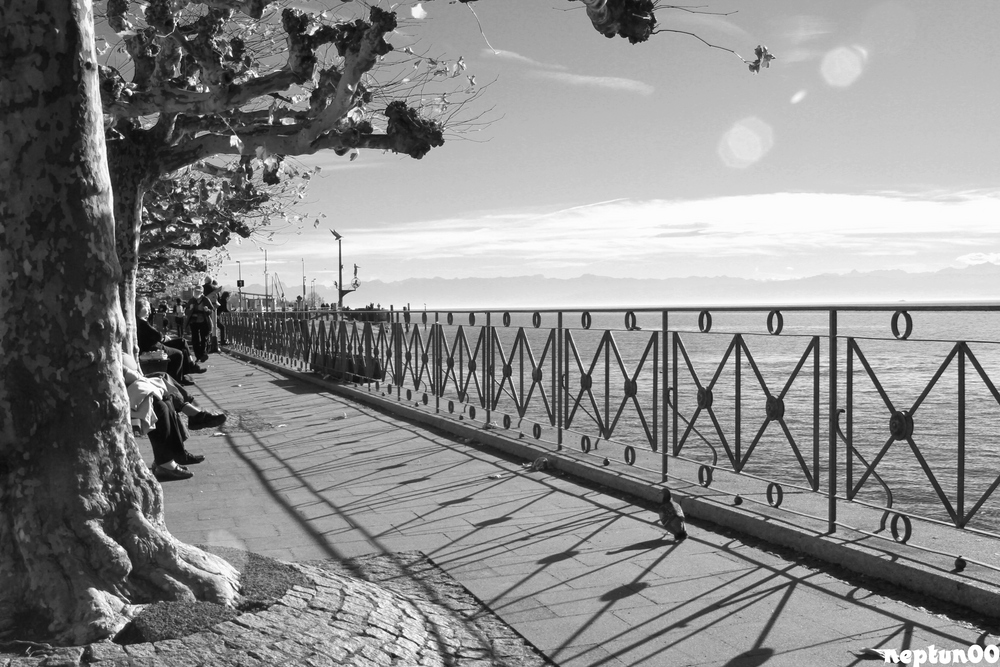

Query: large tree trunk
[[108, 147, 153, 356], [0, 0, 238, 646]]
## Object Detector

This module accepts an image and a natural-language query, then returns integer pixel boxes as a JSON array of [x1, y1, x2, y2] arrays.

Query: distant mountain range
[[233, 262, 999, 310]]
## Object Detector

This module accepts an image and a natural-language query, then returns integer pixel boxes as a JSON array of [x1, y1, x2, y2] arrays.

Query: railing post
[[828, 309, 838, 534], [557, 311, 563, 450], [484, 311, 492, 424], [435, 315, 441, 414], [394, 312, 404, 394], [662, 310, 668, 482]]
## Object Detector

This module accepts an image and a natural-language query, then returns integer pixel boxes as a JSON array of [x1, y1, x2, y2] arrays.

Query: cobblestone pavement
[[6, 353, 999, 666]]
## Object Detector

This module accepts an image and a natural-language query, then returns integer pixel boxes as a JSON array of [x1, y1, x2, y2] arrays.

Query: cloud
[[483, 49, 566, 70], [957, 253, 1000, 266], [668, 11, 753, 41], [778, 15, 834, 44], [530, 71, 654, 96], [334, 192, 1000, 280], [242, 192, 1000, 283]]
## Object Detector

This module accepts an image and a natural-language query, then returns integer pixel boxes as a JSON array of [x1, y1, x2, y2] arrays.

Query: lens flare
[[718, 117, 774, 169], [821, 46, 868, 87]]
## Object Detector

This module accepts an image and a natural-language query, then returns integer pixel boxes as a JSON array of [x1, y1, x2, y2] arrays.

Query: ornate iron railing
[[222, 304, 1000, 569]]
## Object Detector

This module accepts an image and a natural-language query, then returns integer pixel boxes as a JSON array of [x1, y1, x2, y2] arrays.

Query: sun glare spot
[[821, 45, 868, 87], [718, 117, 774, 169], [790, 90, 808, 104]]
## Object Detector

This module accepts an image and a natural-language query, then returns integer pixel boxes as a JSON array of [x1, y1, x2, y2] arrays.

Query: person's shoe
[[188, 411, 227, 430], [179, 376, 195, 386], [153, 464, 193, 481], [197, 353, 209, 363], [178, 451, 205, 465], [188, 364, 207, 374]]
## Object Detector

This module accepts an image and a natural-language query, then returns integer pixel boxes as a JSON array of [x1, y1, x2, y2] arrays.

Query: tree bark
[[107, 139, 154, 356], [0, 0, 238, 646]]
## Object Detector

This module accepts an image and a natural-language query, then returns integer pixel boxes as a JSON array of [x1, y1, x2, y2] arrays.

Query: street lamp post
[[236, 260, 242, 308], [331, 230, 343, 312]]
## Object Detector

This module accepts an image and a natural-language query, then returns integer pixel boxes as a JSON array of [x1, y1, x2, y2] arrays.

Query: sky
[[219, 0, 1000, 300]]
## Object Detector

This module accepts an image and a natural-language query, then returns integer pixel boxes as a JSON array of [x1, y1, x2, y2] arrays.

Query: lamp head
[[330, 230, 343, 240]]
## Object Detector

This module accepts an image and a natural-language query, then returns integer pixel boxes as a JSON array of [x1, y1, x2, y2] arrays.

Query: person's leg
[[163, 338, 204, 374], [148, 399, 187, 467], [162, 346, 185, 383], [148, 399, 203, 478], [190, 323, 206, 360]]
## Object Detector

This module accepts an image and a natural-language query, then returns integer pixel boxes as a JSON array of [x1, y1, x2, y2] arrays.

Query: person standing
[[203, 278, 221, 353], [185, 285, 213, 363], [217, 290, 231, 345], [171, 298, 184, 335]]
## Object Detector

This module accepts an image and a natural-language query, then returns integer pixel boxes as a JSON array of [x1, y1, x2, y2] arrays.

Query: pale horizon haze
[[219, 1, 1000, 303]]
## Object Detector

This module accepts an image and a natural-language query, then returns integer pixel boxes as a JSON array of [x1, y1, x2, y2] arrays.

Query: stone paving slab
[[146, 354, 1000, 665]]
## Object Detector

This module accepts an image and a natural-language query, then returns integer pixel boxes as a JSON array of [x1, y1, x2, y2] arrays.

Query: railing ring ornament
[[765, 395, 785, 421], [624, 446, 636, 466], [581, 312, 592, 329], [447, 312, 454, 325], [889, 410, 914, 440], [767, 310, 784, 335], [581, 435, 592, 453], [890, 513, 912, 544], [698, 310, 713, 333], [624, 311, 637, 331], [623, 379, 637, 398], [469, 406, 477, 420], [698, 465, 714, 487], [766, 482, 784, 508], [421, 312, 427, 324], [697, 387, 713, 409], [532, 368, 543, 382], [502, 311, 511, 327], [468, 312, 476, 326], [533, 424, 542, 439], [502, 414, 511, 429], [580, 374, 593, 391], [532, 311, 542, 328], [891, 310, 913, 340]]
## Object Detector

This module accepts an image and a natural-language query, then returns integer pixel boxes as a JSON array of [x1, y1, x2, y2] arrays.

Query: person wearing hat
[[185, 284, 214, 362], [203, 278, 221, 353]]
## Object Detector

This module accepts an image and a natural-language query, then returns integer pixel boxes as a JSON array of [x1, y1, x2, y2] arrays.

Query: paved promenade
[[155, 353, 998, 667]]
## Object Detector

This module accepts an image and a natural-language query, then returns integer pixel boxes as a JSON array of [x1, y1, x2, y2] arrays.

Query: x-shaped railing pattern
[[672, 333, 820, 490], [565, 329, 658, 448], [490, 327, 556, 423], [847, 339, 1000, 528]]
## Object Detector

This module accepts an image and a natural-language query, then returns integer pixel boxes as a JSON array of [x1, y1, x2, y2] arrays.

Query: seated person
[[136, 297, 205, 385], [123, 354, 227, 481]]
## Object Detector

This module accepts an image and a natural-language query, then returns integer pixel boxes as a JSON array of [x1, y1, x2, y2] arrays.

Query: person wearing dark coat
[[136, 298, 205, 384]]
